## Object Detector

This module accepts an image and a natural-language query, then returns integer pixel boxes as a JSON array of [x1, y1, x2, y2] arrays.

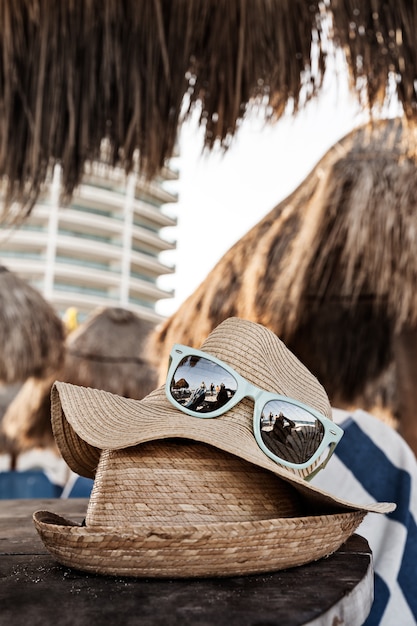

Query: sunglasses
[[165, 344, 343, 480]]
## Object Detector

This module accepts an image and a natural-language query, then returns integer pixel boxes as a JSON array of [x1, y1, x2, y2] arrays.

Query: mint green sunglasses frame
[[166, 344, 343, 480]]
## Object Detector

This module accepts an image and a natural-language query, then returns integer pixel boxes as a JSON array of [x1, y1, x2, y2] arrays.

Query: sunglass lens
[[169, 355, 237, 414], [260, 400, 325, 464]]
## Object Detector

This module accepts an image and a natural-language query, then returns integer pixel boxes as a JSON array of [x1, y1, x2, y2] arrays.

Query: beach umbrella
[[173, 378, 189, 390], [1, 306, 158, 453], [0, 265, 65, 384], [1, 1, 417, 221], [63, 306, 158, 398], [149, 117, 417, 428]]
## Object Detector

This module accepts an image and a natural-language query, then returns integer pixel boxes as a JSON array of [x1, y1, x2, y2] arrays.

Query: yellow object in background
[[64, 307, 79, 333]]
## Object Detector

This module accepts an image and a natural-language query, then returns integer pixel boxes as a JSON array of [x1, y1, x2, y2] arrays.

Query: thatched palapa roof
[[0, 265, 65, 384], [63, 306, 158, 398], [1, 1, 417, 220], [150, 118, 417, 411]]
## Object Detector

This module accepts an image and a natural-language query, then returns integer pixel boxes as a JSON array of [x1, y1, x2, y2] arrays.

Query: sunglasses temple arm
[[304, 442, 338, 482]]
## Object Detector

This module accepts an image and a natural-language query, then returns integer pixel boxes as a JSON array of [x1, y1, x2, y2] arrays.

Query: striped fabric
[[313, 409, 417, 626]]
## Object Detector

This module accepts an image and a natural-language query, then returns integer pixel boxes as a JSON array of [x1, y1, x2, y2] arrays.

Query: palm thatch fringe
[[0, 0, 324, 220], [150, 117, 417, 408], [331, 0, 417, 118], [2, 1, 417, 219], [0, 306, 158, 453], [0, 265, 65, 383]]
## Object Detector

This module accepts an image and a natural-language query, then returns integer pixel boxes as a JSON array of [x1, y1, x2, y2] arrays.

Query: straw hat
[[34, 317, 395, 578]]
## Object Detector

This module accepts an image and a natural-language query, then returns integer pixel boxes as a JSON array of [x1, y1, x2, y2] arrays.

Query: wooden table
[[0, 499, 373, 626]]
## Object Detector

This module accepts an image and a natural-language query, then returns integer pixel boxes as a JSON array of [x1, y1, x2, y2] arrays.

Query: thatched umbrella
[[1, 1, 417, 220], [1, 306, 158, 454], [0, 265, 65, 384], [63, 306, 158, 397], [150, 117, 417, 439]]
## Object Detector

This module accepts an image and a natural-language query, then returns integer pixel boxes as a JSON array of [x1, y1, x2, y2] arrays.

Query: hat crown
[[86, 440, 307, 528], [201, 318, 332, 420]]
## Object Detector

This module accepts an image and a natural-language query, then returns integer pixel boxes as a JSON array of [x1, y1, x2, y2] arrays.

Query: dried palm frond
[[331, 0, 417, 118], [1, 1, 417, 221], [0, 0, 324, 220]]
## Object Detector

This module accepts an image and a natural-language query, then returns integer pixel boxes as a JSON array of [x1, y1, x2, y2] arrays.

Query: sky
[[155, 67, 369, 318]]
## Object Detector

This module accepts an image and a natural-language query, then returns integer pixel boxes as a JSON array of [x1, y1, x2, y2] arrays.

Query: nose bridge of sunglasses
[[245, 384, 267, 404]]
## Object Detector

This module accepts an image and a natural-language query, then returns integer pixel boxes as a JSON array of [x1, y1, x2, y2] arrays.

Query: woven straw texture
[[87, 442, 306, 527], [34, 441, 366, 578], [33, 509, 365, 578]]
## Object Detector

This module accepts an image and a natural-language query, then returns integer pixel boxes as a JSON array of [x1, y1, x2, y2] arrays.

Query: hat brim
[[51, 382, 394, 516], [33, 509, 367, 578]]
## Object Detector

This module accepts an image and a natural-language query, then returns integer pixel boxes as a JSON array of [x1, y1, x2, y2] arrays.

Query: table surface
[[0, 498, 373, 626]]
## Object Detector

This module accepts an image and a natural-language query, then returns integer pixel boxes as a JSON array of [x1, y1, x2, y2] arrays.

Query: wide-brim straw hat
[[34, 317, 395, 578]]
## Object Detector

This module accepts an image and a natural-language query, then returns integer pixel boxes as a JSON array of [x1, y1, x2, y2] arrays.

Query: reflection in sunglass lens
[[169, 356, 238, 414], [260, 400, 325, 464]]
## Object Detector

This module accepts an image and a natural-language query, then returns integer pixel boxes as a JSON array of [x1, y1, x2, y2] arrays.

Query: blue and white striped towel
[[313, 409, 417, 626]]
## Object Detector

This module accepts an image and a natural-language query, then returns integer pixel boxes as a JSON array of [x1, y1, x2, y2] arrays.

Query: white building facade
[[0, 161, 178, 324]]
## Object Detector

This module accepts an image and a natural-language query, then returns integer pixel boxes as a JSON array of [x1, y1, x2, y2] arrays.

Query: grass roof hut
[[1, 306, 158, 455], [1, 1, 417, 220], [150, 117, 417, 451], [0, 265, 65, 384], [63, 306, 158, 397]]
